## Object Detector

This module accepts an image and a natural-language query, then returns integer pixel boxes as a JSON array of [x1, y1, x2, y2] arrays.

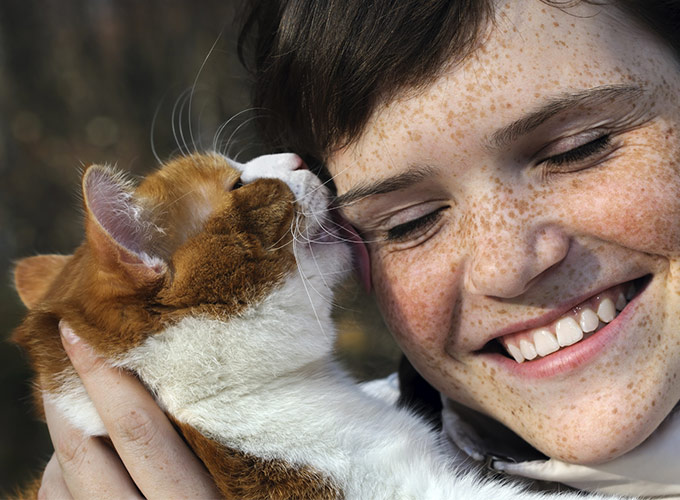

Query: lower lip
[[480, 281, 647, 380]]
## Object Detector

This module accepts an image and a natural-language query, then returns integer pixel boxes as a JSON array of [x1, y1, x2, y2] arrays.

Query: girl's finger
[[37, 454, 73, 500], [59, 321, 221, 499], [43, 398, 143, 499]]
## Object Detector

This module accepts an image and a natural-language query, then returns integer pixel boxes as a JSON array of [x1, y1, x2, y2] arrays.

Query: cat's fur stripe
[[171, 417, 342, 500]]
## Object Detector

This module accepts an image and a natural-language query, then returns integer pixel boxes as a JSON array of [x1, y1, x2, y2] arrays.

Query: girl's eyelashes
[[386, 206, 448, 242], [537, 133, 612, 170]]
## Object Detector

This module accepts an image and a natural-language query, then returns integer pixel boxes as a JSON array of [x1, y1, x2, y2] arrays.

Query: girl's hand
[[40, 321, 221, 499]]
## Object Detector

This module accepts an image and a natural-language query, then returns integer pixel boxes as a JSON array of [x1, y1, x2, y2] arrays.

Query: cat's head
[[13, 153, 351, 378]]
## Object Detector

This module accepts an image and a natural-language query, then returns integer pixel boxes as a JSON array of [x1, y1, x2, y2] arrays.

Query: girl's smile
[[484, 275, 649, 377], [329, 0, 680, 464]]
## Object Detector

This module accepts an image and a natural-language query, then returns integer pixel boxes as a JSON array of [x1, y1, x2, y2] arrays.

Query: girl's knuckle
[[114, 408, 158, 448], [54, 429, 90, 472]]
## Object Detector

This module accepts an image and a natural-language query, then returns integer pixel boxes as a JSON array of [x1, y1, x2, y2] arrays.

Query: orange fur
[[13, 255, 70, 309], [172, 418, 342, 500]]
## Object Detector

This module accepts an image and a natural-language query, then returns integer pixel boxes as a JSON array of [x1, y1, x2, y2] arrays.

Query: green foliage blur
[[0, 0, 399, 494]]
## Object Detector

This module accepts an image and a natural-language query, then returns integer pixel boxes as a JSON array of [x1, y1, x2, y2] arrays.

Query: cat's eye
[[232, 179, 244, 190]]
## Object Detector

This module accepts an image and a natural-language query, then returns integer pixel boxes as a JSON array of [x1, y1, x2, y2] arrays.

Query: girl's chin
[[497, 394, 671, 466]]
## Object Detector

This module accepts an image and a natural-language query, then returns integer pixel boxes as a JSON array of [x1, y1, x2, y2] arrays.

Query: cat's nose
[[272, 153, 304, 171], [293, 157, 307, 170], [285, 154, 306, 171], [290, 155, 312, 172]]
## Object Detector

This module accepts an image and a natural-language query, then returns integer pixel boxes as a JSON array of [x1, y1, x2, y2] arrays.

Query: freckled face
[[328, 1, 680, 464]]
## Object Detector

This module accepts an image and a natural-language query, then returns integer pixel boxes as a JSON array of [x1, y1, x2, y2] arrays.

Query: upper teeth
[[500, 284, 636, 364]]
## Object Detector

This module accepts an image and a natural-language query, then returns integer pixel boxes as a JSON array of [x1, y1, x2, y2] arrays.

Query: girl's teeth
[[597, 298, 616, 323], [507, 344, 525, 363], [499, 281, 639, 363], [520, 339, 538, 360], [556, 317, 583, 347], [579, 309, 600, 333], [533, 329, 560, 356], [615, 292, 627, 310]]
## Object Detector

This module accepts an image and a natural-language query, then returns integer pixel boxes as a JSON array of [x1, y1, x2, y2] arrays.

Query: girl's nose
[[464, 224, 569, 298]]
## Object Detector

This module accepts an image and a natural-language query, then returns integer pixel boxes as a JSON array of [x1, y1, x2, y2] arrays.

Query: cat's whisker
[[171, 88, 193, 157], [294, 256, 339, 323], [223, 114, 267, 158], [305, 239, 334, 301], [193, 96, 219, 155], [292, 237, 330, 341], [292, 211, 383, 246], [266, 229, 296, 253], [179, 90, 195, 155], [212, 121, 233, 154], [164, 187, 199, 209], [261, 208, 302, 253], [225, 131, 266, 163], [287, 212, 350, 314], [150, 90, 170, 166], [188, 31, 223, 157], [211, 108, 268, 155], [294, 159, 361, 204]]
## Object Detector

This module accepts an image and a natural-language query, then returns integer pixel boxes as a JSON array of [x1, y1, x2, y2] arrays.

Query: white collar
[[441, 398, 680, 498]]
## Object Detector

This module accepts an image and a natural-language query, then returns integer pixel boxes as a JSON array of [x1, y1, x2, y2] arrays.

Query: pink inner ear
[[84, 166, 150, 257]]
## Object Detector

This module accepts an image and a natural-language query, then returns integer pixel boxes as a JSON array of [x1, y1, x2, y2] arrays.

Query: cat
[[12, 152, 621, 499]]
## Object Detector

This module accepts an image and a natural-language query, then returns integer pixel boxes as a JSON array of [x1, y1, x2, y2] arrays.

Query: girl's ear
[[14, 254, 71, 308], [336, 218, 371, 293], [82, 165, 166, 288]]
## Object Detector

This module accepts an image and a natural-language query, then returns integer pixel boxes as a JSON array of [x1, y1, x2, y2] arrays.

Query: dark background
[[0, 1, 399, 493]]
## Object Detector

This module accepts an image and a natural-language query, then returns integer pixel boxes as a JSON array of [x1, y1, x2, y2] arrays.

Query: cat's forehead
[[136, 153, 241, 198]]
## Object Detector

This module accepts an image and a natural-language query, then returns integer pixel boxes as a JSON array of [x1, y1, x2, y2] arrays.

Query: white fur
[[45, 367, 106, 436], [54, 155, 619, 499]]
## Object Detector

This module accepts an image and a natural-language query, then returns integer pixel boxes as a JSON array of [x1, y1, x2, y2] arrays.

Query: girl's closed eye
[[386, 206, 449, 242], [536, 132, 614, 174]]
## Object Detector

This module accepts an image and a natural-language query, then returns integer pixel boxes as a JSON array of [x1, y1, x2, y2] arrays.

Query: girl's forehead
[[329, 0, 667, 180], [405, 3, 643, 111]]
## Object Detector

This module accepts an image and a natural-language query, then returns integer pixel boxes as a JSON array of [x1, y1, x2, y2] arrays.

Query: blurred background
[[0, 0, 399, 493]]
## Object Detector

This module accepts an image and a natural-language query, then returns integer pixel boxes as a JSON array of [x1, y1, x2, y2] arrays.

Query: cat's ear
[[82, 165, 166, 287], [14, 254, 71, 308]]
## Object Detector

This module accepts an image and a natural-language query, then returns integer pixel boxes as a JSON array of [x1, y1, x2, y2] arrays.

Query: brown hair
[[239, 1, 680, 179]]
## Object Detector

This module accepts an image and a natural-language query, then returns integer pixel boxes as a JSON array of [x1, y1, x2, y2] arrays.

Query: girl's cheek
[[371, 238, 462, 349], [546, 125, 680, 257]]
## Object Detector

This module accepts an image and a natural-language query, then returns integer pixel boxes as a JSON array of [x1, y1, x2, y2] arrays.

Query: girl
[[41, 0, 680, 497]]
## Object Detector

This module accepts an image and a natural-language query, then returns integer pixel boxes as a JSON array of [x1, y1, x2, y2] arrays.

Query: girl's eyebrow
[[334, 85, 645, 207], [487, 84, 645, 150], [334, 164, 435, 206]]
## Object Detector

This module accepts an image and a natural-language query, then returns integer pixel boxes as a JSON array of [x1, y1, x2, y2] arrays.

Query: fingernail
[[59, 320, 80, 345]]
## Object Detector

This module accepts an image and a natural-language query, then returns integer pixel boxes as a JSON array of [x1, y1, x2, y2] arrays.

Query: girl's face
[[328, 0, 680, 464]]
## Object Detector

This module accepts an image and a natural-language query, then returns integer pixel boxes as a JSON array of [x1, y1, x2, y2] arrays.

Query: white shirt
[[361, 374, 680, 498], [441, 397, 680, 498]]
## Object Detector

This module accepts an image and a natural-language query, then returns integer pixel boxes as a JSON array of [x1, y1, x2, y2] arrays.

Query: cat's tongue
[[335, 216, 372, 293]]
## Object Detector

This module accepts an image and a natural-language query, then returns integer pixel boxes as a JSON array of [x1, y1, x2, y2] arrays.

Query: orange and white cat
[[13, 153, 618, 499]]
